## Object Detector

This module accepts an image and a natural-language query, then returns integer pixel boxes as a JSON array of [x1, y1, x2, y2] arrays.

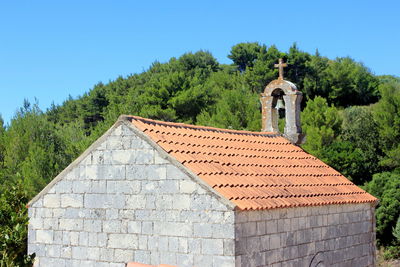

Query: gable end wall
[[28, 123, 235, 267]]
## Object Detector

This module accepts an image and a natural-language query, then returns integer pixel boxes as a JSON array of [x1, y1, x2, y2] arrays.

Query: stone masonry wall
[[28, 123, 235, 267], [235, 203, 376, 267]]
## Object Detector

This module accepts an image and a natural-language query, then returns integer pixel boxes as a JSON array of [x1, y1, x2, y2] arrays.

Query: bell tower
[[260, 59, 304, 144]]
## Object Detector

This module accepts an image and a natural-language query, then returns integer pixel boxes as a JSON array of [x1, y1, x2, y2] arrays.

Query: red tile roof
[[128, 115, 377, 210]]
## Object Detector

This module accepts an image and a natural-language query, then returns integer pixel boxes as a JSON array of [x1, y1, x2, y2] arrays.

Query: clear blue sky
[[1, 0, 399, 124]]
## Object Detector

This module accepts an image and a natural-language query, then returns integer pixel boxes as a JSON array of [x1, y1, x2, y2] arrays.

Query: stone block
[[88, 232, 97, 246], [89, 181, 107, 193], [61, 194, 83, 208], [128, 221, 141, 234], [267, 219, 278, 234], [103, 220, 122, 233], [97, 233, 107, 247], [212, 224, 234, 239], [84, 194, 125, 209], [72, 246, 88, 260], [29, 217, 43, 229], [147, 236, 160, 251], [107, 180, 141, 194], [53, 181, 72, 193], [135, 149, 154, 164], [159, 251, 176, 265], [87, 247, 100, 261], [92, 150, 111, 165], [61, 246, 72, 258], [43, 218, 59, 230], [155, 195, 173, 210], [59, 219, 83, 231], [96, 165, 125, 180], [43, 194, 60, 208], [36, 229, 53, 244], [246, 236, 261, 252], [72, 180, 91, 193], [39, 257, 66, 266], [177, 253, 193, 266], [145, 165, 167, 180], [125, 195, 146, 209], [223, 239, 235, 256], [270, 234, 281, 250], [236, 212, 248, 223], [178, 237, 188, 253], [247, 211, 261, 222], [201, 239, 223, 255], [141, 181, 159, 194], [188, 238, 201, 254], [111, 150, 136, 165], [79, 231, 89, 246], [104, 209, 118, 220], [108, 234, 138, 249], [159, 180, 179, 194], [260, 235, 270, 251], [46, 244, 61, 257], [53, 230, 63, 244], [179, 180, 196, 194], [169, 236, 179, 252], [142, 221, 153, 235], [213, 256, 235, 267], [172, 194, 191, 210], [194, 255, 213, 267], [242, 222, 257, 237], [114, 249, 134, 262], [99, 248, 114, 262], [106, 135, 124, 150], [131, 234, 144, 250], [155, 221, 192, 237]]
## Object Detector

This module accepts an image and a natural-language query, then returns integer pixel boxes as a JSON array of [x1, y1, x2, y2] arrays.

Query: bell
[[275, 98, 285, 110]]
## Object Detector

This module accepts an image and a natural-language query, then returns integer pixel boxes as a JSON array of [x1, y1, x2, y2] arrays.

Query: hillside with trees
[[0, 42, 399, 265]]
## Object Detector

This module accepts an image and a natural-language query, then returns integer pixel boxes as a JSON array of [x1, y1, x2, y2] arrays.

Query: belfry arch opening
[[271, 88, 286, 133]]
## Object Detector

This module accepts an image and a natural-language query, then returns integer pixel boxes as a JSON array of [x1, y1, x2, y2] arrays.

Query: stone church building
[[28, 61, 377, 267]]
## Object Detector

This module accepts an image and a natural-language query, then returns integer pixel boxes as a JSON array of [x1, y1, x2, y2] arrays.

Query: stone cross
[[274, 58, 287, 80]]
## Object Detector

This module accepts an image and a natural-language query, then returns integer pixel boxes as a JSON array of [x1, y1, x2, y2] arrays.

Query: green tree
[[0, 115, 4, 168], [393, 216, 400, 243], [243, 45, 283, 93], [340, 106, 383, 183], [366, 172, 400, 246], [301, 96, 342, 156], [286, 43, 311, 89], [196, 86, 261, 131], [373, 81, 400, 169], [303, 49, 330, 100], [0, 182, 35, 266], [228, 42, 267, 72], [1, 102, 83, 195], [325, 57, 379, 106]]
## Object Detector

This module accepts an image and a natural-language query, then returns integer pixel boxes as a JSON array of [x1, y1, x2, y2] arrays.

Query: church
[[27, 60, 377, 267]]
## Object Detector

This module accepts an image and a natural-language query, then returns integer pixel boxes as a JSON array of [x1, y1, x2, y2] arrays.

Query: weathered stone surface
[[235, 203, 376, 266]]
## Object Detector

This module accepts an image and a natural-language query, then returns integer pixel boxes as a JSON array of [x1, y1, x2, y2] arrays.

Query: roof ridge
[[127, 115, 283, 137]]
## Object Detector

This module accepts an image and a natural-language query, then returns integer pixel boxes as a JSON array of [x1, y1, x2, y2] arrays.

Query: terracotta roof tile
[[128, 115, 378, 210]]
